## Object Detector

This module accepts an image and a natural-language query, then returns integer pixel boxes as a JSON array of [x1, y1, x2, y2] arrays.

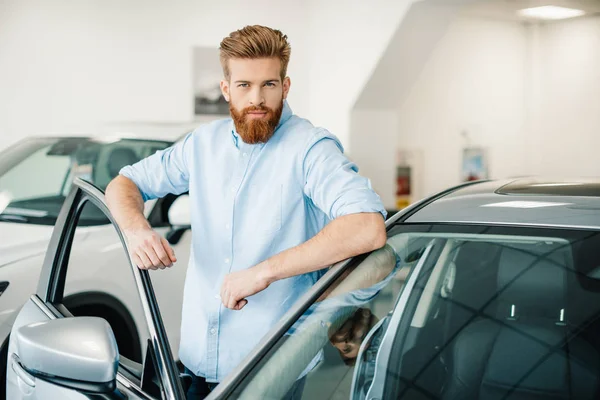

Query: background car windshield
[[0, 137, 171, 225], [226, 224, 600, 400]]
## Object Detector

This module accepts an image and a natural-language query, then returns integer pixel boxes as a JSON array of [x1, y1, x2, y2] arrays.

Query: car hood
[[0, 222, 55, 267]]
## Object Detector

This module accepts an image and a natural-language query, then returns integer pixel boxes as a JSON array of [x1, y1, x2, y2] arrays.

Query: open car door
[[6, 178, 186, 400]]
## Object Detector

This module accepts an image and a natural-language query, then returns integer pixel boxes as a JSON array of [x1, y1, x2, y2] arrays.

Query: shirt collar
[[230, 100, 293, 149]]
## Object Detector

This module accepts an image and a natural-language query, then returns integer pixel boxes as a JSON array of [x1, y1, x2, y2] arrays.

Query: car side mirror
[[14, 317, 119, 393], [167, 194, 191, 245]]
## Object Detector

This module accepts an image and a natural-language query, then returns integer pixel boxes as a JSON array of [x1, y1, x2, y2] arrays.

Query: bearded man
[[105, 24, 387, 399]]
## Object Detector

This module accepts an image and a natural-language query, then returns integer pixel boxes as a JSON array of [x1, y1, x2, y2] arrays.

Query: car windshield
[[0, 137, 171, 225], [223, 223, 600, 400]]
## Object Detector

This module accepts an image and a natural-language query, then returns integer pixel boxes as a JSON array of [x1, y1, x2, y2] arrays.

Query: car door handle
[[11, 354, 35, 388]]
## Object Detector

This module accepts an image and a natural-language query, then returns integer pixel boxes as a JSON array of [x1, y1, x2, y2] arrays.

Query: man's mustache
[[243, 106, 272, 114]]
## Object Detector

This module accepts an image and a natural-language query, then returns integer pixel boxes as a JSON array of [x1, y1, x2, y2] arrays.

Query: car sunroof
[[497, 179, 600, 197]]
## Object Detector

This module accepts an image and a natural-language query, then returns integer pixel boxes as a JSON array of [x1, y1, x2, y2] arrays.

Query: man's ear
[[282, 76, 291, 100], [220, 80, 230, 102]]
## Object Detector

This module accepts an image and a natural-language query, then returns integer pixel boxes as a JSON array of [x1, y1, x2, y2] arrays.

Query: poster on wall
[[193, 47, 229, 116], [461, 147, 488, 182]]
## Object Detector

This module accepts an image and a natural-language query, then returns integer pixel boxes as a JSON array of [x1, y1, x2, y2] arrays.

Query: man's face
[[220, 57, 291, 144]]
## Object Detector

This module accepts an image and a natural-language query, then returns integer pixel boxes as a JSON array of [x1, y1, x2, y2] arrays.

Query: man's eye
[[265, 82, 275, 87], [238, 83, 248, 88]]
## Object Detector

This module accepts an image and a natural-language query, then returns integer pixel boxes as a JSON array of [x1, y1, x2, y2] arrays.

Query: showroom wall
[[353, 10, 600, 209], [304, 0, 412, 155], [395, 14, 528, 199], [533, 16, 600, 177], [350, 0, 477, 208], [0, 0, 309, 150], [0, 0, 415, 151], [350, 109, 399, 208]]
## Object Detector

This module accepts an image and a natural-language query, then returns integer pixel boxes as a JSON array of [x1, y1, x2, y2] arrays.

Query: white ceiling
[[353, 0, 600, 110], [462, 0, 600, 21], [353, 0, 474, 109]]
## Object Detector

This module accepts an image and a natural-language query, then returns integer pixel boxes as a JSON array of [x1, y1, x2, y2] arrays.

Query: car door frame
[[33, 177, 186, 399]]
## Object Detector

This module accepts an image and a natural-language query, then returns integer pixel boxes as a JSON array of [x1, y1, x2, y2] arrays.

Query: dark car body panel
[[406, 178, 600, 229]]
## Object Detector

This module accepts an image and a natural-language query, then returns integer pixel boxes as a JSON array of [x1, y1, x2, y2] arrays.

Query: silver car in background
[[0, 137, 192, 399]]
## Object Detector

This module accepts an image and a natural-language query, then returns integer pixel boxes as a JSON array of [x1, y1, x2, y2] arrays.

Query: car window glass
[[62, 200, 151, 369], [0, 138, 171, 226], [228, 227, 600, 400], [0, 144, 70, 203], [226, 232, 424, 400], [381, 231, 600, 400]]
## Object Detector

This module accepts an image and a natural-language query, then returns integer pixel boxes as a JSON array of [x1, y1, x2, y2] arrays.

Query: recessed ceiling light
[[517, 6, 585, 20]]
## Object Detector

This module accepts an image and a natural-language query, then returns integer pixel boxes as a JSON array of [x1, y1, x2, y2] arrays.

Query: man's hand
[[124, 228, 177, 270], [220, 264, 271, 310], [329, 308, 378, 366]]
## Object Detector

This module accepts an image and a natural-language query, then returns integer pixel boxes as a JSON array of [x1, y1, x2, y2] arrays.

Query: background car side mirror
[[13, 317, 119, 393], [167, 194, 191, 245]]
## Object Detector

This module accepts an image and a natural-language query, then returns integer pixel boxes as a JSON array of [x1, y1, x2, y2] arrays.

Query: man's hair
[[219, 25, 291, 81]]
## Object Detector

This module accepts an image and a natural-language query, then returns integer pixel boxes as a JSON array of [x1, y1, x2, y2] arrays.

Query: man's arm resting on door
[[106, 175, 176, 270], [264, 212, 386, 281], [220, 211, 386, 310]]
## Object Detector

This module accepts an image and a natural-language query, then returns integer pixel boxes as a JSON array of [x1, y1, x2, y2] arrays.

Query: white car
[[0, 136, 192, 397]]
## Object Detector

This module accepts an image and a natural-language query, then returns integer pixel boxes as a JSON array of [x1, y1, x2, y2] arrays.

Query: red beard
[[230, 101, 284, 144]]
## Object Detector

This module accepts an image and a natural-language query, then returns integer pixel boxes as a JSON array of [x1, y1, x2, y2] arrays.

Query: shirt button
[[243, 153, 248, 157], [210, 328, 216, 335], [225, 224, 230, 230], [224, 258, 230, 264], [231, 187, 236, 193]]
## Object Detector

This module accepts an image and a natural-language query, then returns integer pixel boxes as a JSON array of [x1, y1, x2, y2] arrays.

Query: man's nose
[[249, 88, 265, 107]]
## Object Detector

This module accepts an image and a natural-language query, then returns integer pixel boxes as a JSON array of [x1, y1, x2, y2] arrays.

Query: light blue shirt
[[119, 101, 386, 382]]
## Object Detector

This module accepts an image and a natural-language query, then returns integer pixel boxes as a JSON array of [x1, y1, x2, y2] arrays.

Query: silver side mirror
[[14, 317, 119, 393]]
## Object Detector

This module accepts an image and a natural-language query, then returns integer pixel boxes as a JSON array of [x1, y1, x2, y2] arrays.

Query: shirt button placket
[[207, 316, 218, 380]]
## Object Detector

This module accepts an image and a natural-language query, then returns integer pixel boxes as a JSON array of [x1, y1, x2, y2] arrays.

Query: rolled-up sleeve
[[302, 129, 387, 220], [119, 132, 193, 201]]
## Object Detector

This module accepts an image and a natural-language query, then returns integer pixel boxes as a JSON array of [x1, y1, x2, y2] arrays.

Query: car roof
[[405, 177, 600, 230]]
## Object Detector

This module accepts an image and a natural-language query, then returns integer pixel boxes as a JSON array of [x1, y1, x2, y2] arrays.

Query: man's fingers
[[143, 245, 164, 269], [225, 291, 241, 310], [137, 251, 156, 270], [132, 254, 144, 270], [161, 237, 177, 263], [152, 238, 172, 268], [234, 299, 248, 310], [227, 294, 236, 309], [220, 274, 252, 310], [220, 286, 230, 309]]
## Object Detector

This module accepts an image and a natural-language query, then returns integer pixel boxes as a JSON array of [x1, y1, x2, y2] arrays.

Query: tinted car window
[[0, 137, 171, 226], [226, 225, 600, 400], [224, 231, 421, 399]]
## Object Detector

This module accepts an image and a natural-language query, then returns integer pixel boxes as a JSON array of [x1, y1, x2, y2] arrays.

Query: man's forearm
[[262, 212, 387, 284], [105, 175, 150, 232], [105, 176, 178, 269]]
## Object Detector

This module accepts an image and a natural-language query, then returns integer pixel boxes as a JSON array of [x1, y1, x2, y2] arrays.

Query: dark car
[[7, 177, 600, 399]]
